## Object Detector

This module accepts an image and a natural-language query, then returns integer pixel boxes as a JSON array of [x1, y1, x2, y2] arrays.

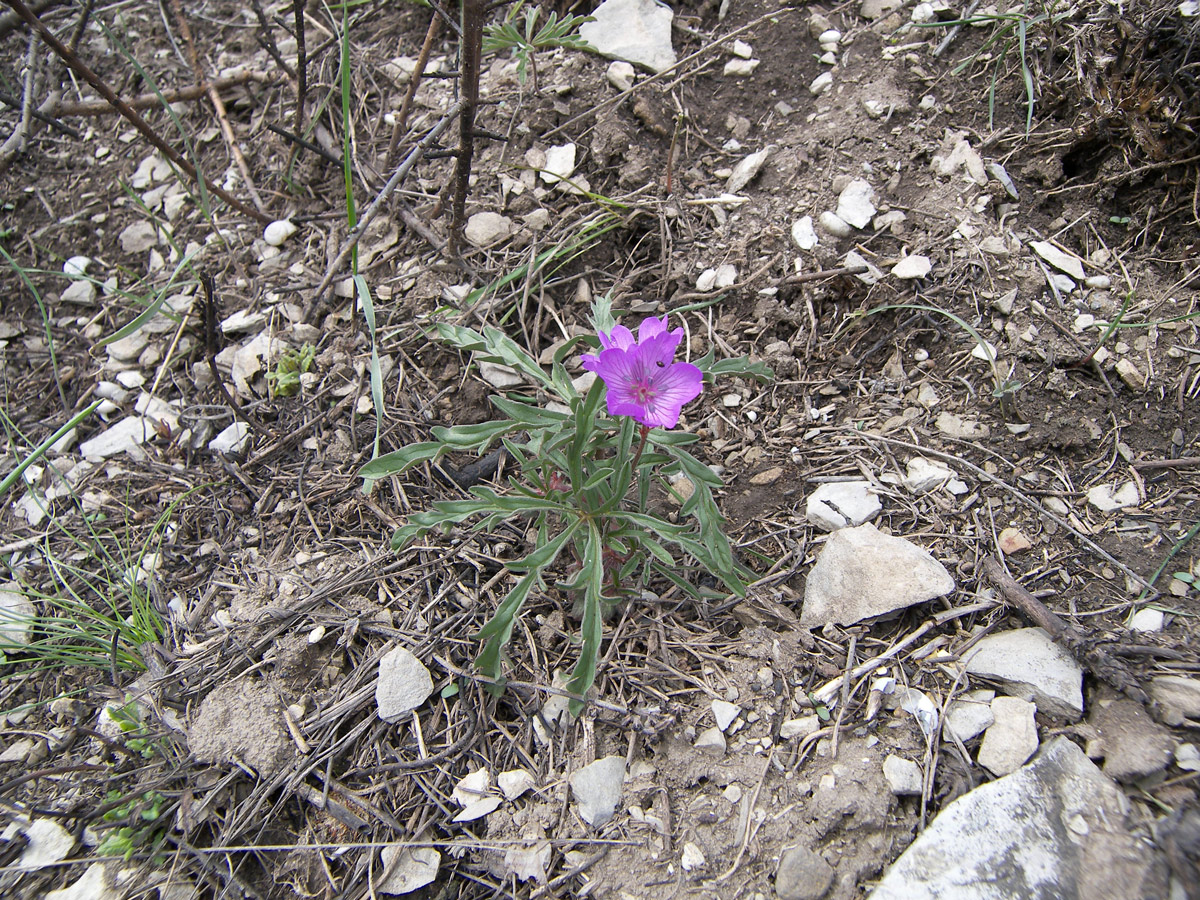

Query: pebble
[[464, 212, 513, 246], [891, 255, 932, 279], [1114, 358, 1145, 391], [61, 280, 97, 305], [817, 211, 852, 238], [723, 58, 761, 76], [209, 421, 251, 455], [903, 456, 953, 492], [712, 700, 740, 731], [997, 527, 1032, 555], [1084, 274, 1111, 290], [835, 179, 876, 229], [945, 690, 996, 742], [695, 726, 727, 757], [375, 646, 434, 723], [731, 40, 753, 58], [606, 60, 635, 91], [63, 255, 91, 277], [935, 411, 989, 439], [750, 467, 783, 485], [775, 845, 835, 900], [118, 221, 157, 254], [862, 99, 887, 119], [540, 143, 576, 184], [478, 361, 524, 388], [1129, 608, 1164, 632], [1149, 676, 1200, 725], [681, 842, 706, 871], [726, 147, 771, 193], [809, 71, 833, 96], [780, 716, 821, 740], [791, 216, 818, 250], [883, 755, 923, 795]]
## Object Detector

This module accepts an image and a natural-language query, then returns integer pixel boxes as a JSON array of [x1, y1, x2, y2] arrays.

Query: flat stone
[[883, 754, 923, 795], [694, 725, 727, 757], [376, 646, 434, 723], [964, 627, 1084, 720], [800, 522, 955, 628], [861, 0, 904, 19], [105, 330, 150, 362], [1149, 676, 1200, 725], [464, 212, 513, 246], [776, 844, 835, 900], [844, 250, 884, 284], [931, 131, 988, 184], [1088, 695, 1174, 782], [977, 696, 1038, 775], [726, 146, 772, 193], [945, 690, 996, 742], [569, 756, 625, 827], [836, 179, 876, 229], [870, 738, 1163, 900], [579, 0, 676, 73], [378, 847, 439, 895], [209, 421, 251, 455], [998, 527, 1033, 555], [15, 819, 75, 868], [0, 583, 34, 663], [119, 220, 158, 254], [540, 143, 577, 184], [79, 416, 155, 459], [711, 700, 740, 731], [478, 361, 524, 389], [892, 255, 932, 279], [805, 481, 881, 531], [46, 864, 121, 900], [1115, 358, 1146, 391], [61, 280, 97, 305], [1129, 608, 1164, 632], [791, 216, 818, 250], [723, 58, 761, 76], [780, 716, 822, 740], [809, 71, 833, 96], [935, 411, 989, 439], [1086, 481, 1140, 512], [1030, 240, 1086, 280], [903, 457, 953, 491]]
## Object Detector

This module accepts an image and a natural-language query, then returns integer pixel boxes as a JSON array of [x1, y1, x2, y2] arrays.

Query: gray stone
[[376, 646, 434, 723], [945, 690, 996, 742], [892, 255, 933, 279], [1150, 675, 1200, 725], [817, 210, 852, 238], [870, 738, 1163, 900], [15, 819, 75, 869], [694, 725, 727, 757], [791, 216, 818, 250], [883, 755, 923, 795], [579, 0, 676, 73], [1030, 240, 1086, 280], [0, 583, 34, 663], [977, 696, 1039, 776], [79, 416, 155, 459], [209, 421, 252, 455], [861, 0, 904, 19], [464, 212, 513, 246], [606, 60, 635, 91], [726, 146, 772, 193], [570, 756, 625, 827], [1089, 696, 1174, 782], [776, 844, 835, 900], [836, 179, 876, 229], [118, 220, 158, 254], [711, 699, 740, 732], [964, 628, 1084, 720], [800, 523, 955, 628], [806, 481, 882, 531], [46, 864, 121, 900]]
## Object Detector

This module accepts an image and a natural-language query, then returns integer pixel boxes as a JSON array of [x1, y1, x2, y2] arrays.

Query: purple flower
[[580, 316, 703, 428]]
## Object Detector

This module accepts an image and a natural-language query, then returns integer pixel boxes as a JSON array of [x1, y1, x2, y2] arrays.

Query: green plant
[[107, 698, 169, 759], [484, 1, 594, 88], [96, 789, 168, 860], [0, 483, 200, 675], [362, 298, 771, 713], [267, 343, 316, 398], [917, 0, 1071, 133]]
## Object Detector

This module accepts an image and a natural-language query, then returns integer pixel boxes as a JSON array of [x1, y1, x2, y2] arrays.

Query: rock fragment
[[835, 179, 876, 229], [805, 481, 881, 531], [977, 696, 1038, 775], [964, 627, 1084, 720], [1088, 696, 1174, 782], [376, 646, 434, 723], [569, 756, 625, 827], [579, 0, 676, 73], [1030, 240, 1086, 280], [776, 844, 835, 900], [800, 522, 954, 628]]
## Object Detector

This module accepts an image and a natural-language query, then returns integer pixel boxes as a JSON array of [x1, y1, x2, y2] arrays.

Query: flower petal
[[598, 324, 636, 352], [637, 330, 682, 367], [642, 362, 703, 428]]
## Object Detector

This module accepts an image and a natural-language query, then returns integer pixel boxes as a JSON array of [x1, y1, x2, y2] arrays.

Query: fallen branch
[[54, 70, 280, 117], [982, 556, 1149, 704], [4, 0, 270, 223]]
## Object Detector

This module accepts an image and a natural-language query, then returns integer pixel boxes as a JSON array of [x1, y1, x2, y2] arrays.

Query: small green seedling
[[484, 1, 594, 88], [267, 343, 316, 397], [97, 790, 167, 860]]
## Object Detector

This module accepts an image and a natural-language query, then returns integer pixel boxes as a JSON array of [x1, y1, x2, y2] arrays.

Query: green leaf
[[692, 349, 774, 383], [508, 519, 581, 572], [490, 396, 569, 428], [359, 442, 445, 478], [432, 419, 519, 452], [475, 570, 540, 681], [567, 520, 604, 715]]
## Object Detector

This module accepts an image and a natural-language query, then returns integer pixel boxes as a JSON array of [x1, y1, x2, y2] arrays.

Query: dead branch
[[981, 556, 1149, 704], [4, 0, 270, 224], [54, 70, 280, 117], [448, 0, 484, 257]]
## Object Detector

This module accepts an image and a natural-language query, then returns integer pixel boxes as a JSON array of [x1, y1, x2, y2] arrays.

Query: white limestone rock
[[375, 646, 434, 723], [977, 696, 1039, 775], [569, 756, 626, 827], [805, 481, 881, 531], [800, 523, 955, 628], [964, 627, 1084, 720], [579, 0, 676, 73]]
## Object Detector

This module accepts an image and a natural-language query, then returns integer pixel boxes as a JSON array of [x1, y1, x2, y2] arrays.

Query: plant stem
[[449, 0, 483, 256]]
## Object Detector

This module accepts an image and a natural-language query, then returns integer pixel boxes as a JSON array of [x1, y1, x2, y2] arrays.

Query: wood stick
[[4, 0, 270, 223], [54, 70, 279, 117]]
